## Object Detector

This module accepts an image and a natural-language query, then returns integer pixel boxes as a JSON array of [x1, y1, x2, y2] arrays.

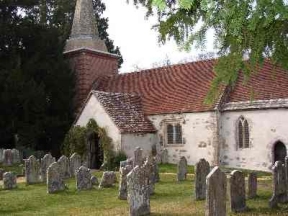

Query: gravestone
[[205, 166, 227, 216], [127, 165, 150, 216], [195, 158, 210, 200], [269, 161, 287, 208], [58, 155, 70, 179], [76, 166, 92, 190], [151, 144, 157, 156], [41, 154, 55, 182], [144, 156, 155, 195], [0, 149, 4, 163], [248, 172, 257, 199], [154, 157, 160, 183], [161, 149, 169, 164], [99, 171, 116, 188], [70, 153, 82, 177], [47, 162, 65, 193], [91, 175, 98, 185], [3, 172, 17, 190], [177, 156, 188, 181], [3, 149, 13, 166], [118, 164, 133, 200], [25, 155, 41, 184], [11, 149, 20, 164], [230, 170, 246, 212], [134, 147, 143, 167], [0, 168, 5, 180]]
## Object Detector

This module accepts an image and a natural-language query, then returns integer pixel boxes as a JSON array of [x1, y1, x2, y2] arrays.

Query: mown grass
[[0, 164, 287, 215]]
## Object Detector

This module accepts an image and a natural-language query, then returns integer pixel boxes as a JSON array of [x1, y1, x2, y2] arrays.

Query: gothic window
[[237, 116, 250, 149], [166, 123, 183, 145]]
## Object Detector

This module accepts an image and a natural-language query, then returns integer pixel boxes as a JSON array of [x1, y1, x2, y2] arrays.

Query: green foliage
[[130, 0, 288, 103]]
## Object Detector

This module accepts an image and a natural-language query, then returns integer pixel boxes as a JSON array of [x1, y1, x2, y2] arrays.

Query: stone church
[[65, 0, 288, 172]]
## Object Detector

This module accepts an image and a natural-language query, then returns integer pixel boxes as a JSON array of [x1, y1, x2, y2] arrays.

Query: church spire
[[64, 0, 107, 53]]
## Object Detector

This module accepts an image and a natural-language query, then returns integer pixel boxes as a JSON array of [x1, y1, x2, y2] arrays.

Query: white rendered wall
[[121, 133, 158, 158], [148, 112, 218, 165], [75, 95, 122, 151], [220, 109, 288, 171]]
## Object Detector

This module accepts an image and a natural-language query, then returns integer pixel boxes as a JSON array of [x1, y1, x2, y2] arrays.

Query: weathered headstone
[[70, 153, 82, 177], [151, 144, 157, 156], [161, 149, 169, 164], [3, 149, 13, 166], [0, 168, 5, 180], [205, 166, 227, 216], [154, 157, 160, 183], [118, 164, 133, 200], [269, 161, 287, 208], [3, 172, 17, 190], [195, 158, 210, 200], [127, 165, 150, 216], [58, 155, 70, 179], [41, 154, 55, 182], [25, 155, 41, 184], [177, 156, 188, 181], [0, 149, 4, 163], [99, 171, 116, 188], [11, 149, 20, 164], [144, 156, 155, 195], [248, 172, 257, 199], [134, 147, 143, 167], [230, 170, 246, 212], [47, 162, 65, 193], [76, 166, 92, 190], [91, 175, 98, 185]]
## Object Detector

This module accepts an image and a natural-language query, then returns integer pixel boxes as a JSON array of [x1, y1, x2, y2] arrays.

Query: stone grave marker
[[25, 155, 41, 184], [91, 175, 98, 185], [0, 168, 5, 180], [248, 172, 257, 199], [118, 164, 133, 200], [161, 149, 169, 164], [76, 166, 92, 190], [144, 156, 155, 195], [47, 162, 65, 194], [134, 147, 143, 167], [3, 172, 17, 190], [99, 171, 116, 188], [177, 156, 188, 181], [11, 149, 20, 164], [195, 158, 210, 200], [58, 155, 70, 179], [70, 153, 82, 177], [41, 154, 55, 182], [0, 149, 4, 163], [205, 166, 227, 216], [3, 149, 13, 166], [269, 161, 287, 208], [153, 157, 160, 183], [230, 170, 246, 212], [127, 165, 150, 216]]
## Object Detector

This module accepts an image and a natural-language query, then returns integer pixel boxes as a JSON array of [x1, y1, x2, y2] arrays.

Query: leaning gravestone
[[0, 149, 4, 163], [205, 166, 227, 216], [248, 172, 257, 199], [11, 149, 20, 164], [76, 166, 92, 190], [47, 162, 65, 193], [161, 149, 169, 164], [58, 155, 70, 179], [118, 164, 133, 200], [70, 153, 82, 177], [3, 149, 13, 166], [3, 172, 17, 190], [195, 158, 210, 200], [41, 154, 55, 182], [269, 161, 287, 208], [230, 170, 246, 212], [99, 171, 117, 188], [177, 156, 188, 181], [25, 155, 41, 184], [127, 165, 150, 216], [134, 147, 143, 167]]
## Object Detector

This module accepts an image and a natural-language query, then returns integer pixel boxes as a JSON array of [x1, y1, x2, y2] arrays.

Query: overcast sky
[[102, 0, 215, 73]]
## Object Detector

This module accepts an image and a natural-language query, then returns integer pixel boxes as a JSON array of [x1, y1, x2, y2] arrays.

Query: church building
[[65, 0, 288, 172]]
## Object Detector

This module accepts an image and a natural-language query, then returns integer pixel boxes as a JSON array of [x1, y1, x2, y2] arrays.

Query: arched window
[[166, 123, 183, 145], [237, 116, 250, 149]]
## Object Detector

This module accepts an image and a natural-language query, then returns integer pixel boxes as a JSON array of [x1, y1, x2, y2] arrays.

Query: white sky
[[103, 0, 215, 73]]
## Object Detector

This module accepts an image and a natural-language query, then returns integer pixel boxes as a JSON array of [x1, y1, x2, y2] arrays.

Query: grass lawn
[[0, 164, 288, 215]]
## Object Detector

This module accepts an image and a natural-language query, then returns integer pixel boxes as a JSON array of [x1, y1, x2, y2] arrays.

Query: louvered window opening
[[167, 123, 182, 144], [238, 117, 250, 149]]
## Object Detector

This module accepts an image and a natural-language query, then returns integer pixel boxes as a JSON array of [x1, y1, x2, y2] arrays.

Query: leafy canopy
[[129, 0, 288, 102]]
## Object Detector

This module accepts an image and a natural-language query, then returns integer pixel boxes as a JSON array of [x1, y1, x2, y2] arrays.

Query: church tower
[[64, 0, 119, 111]]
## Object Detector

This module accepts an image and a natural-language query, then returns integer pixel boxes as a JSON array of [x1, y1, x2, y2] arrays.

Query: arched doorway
[[273, 141, 287, 164], [87, 131, 103, 169]]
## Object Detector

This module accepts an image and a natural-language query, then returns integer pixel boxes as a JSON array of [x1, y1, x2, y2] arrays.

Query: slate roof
[[91, 91, 156, 133]]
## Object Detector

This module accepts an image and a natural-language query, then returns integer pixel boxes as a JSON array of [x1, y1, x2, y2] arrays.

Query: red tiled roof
[[94, 59, 218, 115], [92, 91, 156, 133], [228, 61, 288, 102]]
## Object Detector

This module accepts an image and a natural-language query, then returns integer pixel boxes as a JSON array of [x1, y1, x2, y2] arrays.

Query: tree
[[130, 0, 288, 101]]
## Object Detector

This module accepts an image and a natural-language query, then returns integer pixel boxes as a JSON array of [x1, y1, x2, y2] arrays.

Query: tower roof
[[64, 0, 107, 53]]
